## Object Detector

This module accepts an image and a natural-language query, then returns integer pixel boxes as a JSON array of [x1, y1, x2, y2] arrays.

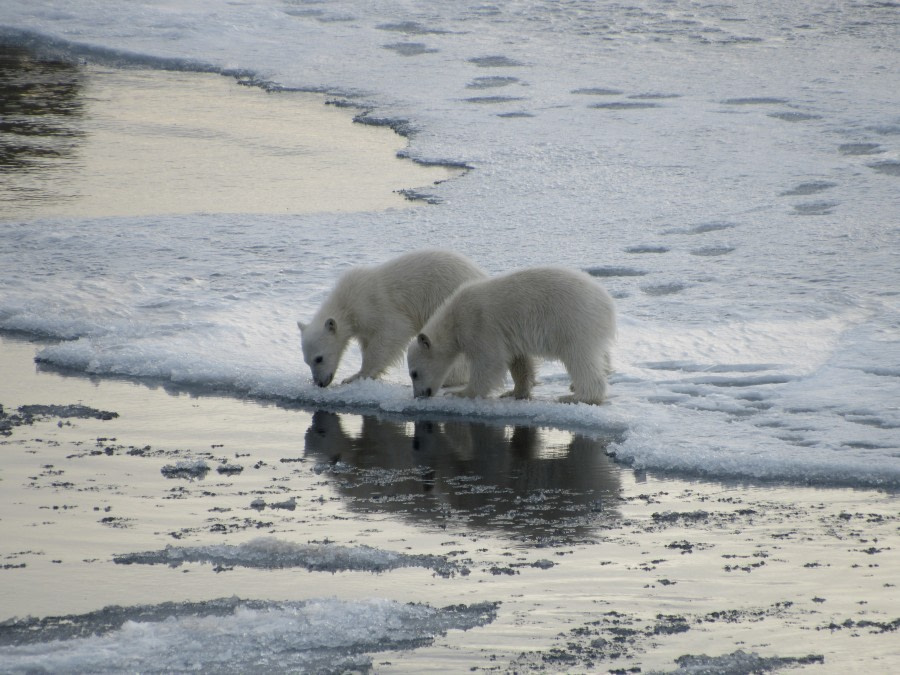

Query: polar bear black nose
[[425, 387, 433, 397]]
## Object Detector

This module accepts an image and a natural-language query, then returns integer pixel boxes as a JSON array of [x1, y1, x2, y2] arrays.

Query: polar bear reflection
[[304, 411, 621, 541]]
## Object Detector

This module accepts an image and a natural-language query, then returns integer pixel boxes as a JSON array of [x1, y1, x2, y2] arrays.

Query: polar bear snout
[[414, 386, 433, 398], [315, 372, 334, 388]]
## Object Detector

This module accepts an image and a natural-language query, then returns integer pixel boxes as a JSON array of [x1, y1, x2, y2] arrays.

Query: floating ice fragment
[[248, 497, 297, 510], [113, 536, 466, 576], [160, 459, 210, 480], [17, 404, 118, 421], [216, 463, 243, 475], [0, 597, 497, 673], [270, 497, 297, 510], [531, 559, 555, 569], [672, 648, 823, 672]]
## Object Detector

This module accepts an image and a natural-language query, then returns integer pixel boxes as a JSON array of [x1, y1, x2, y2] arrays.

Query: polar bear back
[[326, 249, 487, 331], [439, 266, 615, 359]]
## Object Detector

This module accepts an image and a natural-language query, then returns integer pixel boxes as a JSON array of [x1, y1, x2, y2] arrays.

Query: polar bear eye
[[314, 356, 323, 364], [410, 370, 418, 380]]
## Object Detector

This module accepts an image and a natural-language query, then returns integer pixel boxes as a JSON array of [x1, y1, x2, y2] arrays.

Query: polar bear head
[[298, 318, 344, 387], [407, 332, 454, 398], [304, 410, 350, 457]]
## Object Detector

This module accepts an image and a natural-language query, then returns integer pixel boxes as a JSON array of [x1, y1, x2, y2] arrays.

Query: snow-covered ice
[[1, 0, 899, 489], [0, 596, 497, 673], [114, 536, 466, 576]]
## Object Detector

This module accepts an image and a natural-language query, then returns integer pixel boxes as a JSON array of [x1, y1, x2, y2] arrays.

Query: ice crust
[[664, 649, 824, 674], [0, 597, 497, 673], [0, 1, 898, 488], [113, 536, 465, 577], [160, 459, 210, 480]]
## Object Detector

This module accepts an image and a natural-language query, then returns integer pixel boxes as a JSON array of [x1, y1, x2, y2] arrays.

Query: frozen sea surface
[[1, 3, 898, 485], [0, 596, 497, 673], [114, 537, 467, 577]]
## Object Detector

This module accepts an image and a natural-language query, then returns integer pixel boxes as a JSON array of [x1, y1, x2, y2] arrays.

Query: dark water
[[305, 411, 621, 543], [0, 46, 85, 210], [2, 335, 899, 672]]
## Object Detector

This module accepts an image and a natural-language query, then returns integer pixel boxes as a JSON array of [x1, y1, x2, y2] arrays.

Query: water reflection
[[305, 411, 621, 544], [0, 43, 459, 220], [0, 46, 84, 206]]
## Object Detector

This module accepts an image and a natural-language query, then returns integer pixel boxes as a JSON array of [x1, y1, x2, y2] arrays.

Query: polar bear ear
[[297, 320, 307, 332], [325, 318, 337, 333], [417, 333, 431, 350]]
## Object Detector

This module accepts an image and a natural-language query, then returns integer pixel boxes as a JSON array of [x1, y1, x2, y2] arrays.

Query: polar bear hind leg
[[559, 349, 609, 405]]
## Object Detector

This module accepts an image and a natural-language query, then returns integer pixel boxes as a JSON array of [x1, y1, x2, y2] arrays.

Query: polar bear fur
[[407, 266, 616, 405], [298, 250, 486, 387]]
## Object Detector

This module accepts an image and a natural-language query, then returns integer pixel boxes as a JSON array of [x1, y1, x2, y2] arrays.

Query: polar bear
[[407, 266, 615, 404], [298, 250, 486, 387]]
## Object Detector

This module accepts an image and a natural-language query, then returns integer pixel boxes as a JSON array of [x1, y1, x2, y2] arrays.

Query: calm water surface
[[0, 45, 455, 220]]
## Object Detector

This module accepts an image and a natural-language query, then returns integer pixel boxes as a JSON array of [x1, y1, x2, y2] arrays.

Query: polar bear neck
[[319, 267, 371, 338], [421, 294, 466, 357]]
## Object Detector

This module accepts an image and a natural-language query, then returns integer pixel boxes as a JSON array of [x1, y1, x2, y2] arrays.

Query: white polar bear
[[407, 266, 616, 405], [298, 249, 486, 387]]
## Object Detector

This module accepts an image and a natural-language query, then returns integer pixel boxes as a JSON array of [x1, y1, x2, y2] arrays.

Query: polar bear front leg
[[453, 355, 507, 399], [500, 355, 536, 399], [342, 326, 411, 384], [343, 348, 392, 383], [442, 355, 470, 388]]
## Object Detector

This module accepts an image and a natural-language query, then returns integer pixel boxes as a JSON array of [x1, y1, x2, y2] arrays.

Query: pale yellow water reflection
[[1, 57, 457, 220]]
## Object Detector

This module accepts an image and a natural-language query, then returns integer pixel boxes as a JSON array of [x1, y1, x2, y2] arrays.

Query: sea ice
[[0, 597, 497, 673], [0, 0, 897, 487], [113, 536, 466, 577]]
